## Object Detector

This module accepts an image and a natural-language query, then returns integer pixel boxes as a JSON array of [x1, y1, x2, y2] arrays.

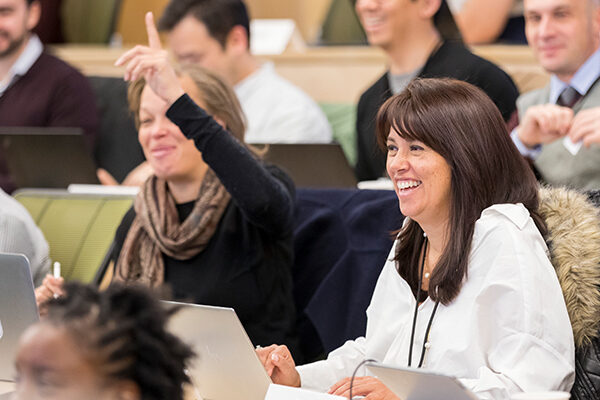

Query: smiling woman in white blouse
[[257, 78, 575, 400]]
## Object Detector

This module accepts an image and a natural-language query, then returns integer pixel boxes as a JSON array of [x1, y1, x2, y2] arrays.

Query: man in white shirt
[[0, 188, 49, 286], [512, 0, 600, 190], [157, 0, 332, 144]]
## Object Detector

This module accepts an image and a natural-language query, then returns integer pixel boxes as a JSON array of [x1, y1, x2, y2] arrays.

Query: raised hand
[[114, 12, 184, 105]]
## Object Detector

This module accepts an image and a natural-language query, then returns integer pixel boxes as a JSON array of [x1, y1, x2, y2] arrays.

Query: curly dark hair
[[44, 282, 195, 400]]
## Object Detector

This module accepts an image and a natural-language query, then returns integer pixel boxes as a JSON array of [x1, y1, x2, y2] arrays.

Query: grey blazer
[[517, 80, 600, 190]]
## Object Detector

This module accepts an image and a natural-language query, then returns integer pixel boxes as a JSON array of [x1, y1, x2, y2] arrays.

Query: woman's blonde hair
[[127, 64, 249, 147]]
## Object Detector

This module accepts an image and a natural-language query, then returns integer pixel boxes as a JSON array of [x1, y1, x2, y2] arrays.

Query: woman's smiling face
[[386, 128, 452, 227], [137, 82, 206, 183]]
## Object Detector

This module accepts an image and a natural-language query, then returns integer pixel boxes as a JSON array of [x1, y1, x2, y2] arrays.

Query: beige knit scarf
[[114, 170, 230, 287]]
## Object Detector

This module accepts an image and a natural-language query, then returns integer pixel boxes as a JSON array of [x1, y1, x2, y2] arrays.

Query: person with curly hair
[[13, 282, 194, 400]]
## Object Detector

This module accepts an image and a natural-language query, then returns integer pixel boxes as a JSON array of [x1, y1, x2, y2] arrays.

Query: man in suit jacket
[[512, 0, 600, 190], [354, 0, 519, 181]]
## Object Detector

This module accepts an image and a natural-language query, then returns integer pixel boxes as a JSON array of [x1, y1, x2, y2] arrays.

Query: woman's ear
[[418, 0, 442, 19]]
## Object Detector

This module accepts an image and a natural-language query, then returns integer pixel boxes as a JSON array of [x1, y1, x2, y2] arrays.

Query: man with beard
[[0, 0, 97, 193]]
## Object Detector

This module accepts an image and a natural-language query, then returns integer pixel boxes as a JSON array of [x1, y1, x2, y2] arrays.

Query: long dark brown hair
[[376, 78, 545, 305]]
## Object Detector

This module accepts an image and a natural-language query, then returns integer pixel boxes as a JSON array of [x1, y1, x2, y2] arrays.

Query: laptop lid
[[0, 127, 99, 189], [262, 143, 357, 188], [163, 301, 272, 400], [366, 362, 479, 400], [0, 254, 40, 382]]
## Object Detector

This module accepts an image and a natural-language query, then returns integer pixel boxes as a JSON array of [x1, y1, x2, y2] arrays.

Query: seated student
[[0, 187, 63, 311], [0, 188, 50, 285], [0, 0, 98, 193], [157, 0, 332, 144], [257, 79, 575, 399], [448, 0, 526, 44], [14, 282, 194, 400], [110, 13, 298, 355], [353, 0, 519, 181]]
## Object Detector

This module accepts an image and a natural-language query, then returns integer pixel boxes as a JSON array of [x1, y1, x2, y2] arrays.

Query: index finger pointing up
[[145, 11, 162, 50]]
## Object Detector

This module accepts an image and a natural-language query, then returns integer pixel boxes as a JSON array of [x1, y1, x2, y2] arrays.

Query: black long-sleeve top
[[113, 94, 298, 354]]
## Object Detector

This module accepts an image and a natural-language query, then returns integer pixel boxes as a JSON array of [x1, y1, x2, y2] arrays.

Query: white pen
[[53, 261, 61, 279]]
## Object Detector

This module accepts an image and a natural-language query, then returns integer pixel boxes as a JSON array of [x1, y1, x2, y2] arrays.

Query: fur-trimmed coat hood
[[538, 186, 600, 347]]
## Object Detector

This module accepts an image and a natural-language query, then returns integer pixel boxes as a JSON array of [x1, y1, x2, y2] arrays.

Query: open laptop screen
[[0, 127, 99, 189]]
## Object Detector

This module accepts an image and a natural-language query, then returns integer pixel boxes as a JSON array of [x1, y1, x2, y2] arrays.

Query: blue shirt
[[549, 46, 600, 104]]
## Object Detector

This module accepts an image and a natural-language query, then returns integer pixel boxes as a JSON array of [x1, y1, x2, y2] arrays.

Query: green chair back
[[13, 190, 133, 283], [319, 102, 357, 166], [61, 0, 122, 43]]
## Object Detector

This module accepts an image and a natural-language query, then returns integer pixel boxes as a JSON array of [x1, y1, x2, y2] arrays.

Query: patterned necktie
[[556, 86, 582, 108]]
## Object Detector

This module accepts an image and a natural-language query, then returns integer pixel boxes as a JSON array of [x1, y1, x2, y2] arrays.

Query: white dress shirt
[[297, 203, 575, 400], [234, 62, 333, 144], [0, 189, 50, 286]]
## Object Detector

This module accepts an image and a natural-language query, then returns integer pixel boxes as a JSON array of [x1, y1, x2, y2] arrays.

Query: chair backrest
[[293, 188, 402, 360], [88, 76, 146, 183], [61, 0, 122, 43], [13, 189, 134, 283], [538, 187, 600, 400], [318, 102, 357, 166]]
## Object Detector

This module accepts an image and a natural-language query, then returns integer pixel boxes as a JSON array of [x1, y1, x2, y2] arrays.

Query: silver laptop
[[0, 254, 39, 382], [367, 363, 478, 400], [163, 301, 272, 400]]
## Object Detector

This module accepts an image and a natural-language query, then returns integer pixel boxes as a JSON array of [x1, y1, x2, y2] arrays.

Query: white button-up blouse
[[297, 203, 575, 399]]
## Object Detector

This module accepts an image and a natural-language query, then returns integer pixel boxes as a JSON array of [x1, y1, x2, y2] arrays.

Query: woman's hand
[[97, 162, 154, 187], [328, 376, 400, 400], [114, 12, 184, 105], [35, 275, 65, 316], [255, 344, 301, 387]]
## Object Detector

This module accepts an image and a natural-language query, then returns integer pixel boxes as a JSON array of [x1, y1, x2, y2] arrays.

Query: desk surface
[[49, 44, 549, 103], [0, 381, 13, 395]]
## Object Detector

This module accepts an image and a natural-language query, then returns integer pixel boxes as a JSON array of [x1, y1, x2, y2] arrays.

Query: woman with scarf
[[110, 13, 297, 354]]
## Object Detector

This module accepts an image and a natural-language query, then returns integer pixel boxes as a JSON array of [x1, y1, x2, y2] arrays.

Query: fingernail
[[271, 354, 279, 362]]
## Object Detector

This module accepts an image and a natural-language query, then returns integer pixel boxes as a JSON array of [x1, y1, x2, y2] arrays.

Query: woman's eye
[[139, 119, 152, 126], [410, 144, 424, 151], [387, 144, 397, 152]]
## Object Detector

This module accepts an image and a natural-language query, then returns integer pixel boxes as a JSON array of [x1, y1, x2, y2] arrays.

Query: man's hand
[[518, 104, 574, 148], [568, 107, 600, 148]]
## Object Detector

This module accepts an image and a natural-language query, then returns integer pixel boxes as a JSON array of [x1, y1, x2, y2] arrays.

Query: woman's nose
[[149, 118, 169, 137], [388, 152, 409, 172]]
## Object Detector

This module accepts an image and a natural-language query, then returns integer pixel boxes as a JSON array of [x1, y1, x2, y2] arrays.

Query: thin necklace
[[407, 236, 441, 368]]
